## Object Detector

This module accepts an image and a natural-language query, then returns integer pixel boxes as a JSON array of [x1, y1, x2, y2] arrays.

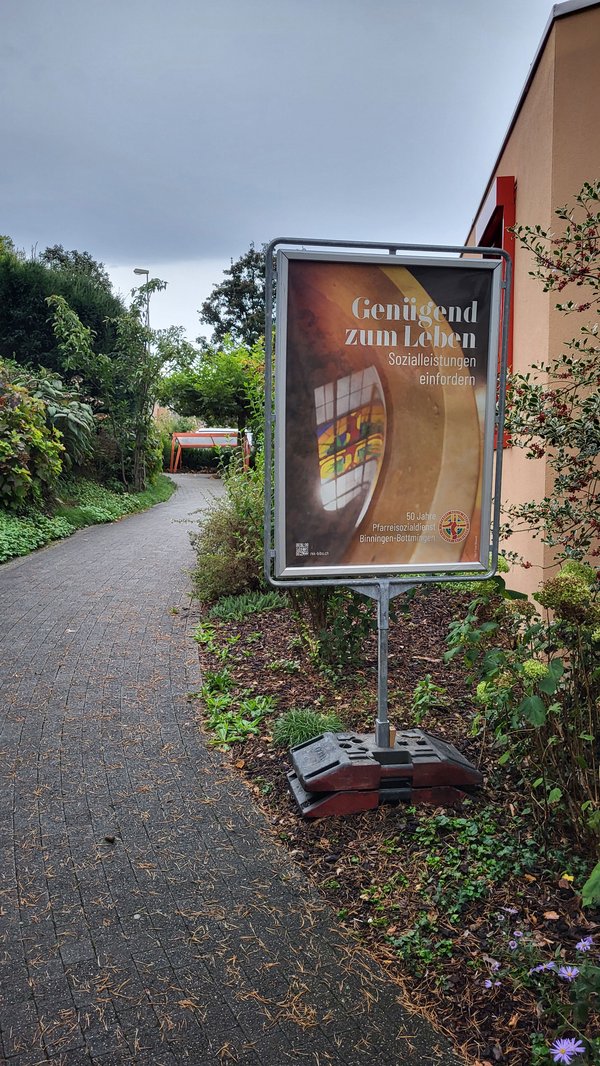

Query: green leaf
[[518, 695, 546, 726], [539, 674, 558, 695], [579, 733, 595, 742], [549, 658, 564, 678], [581, 861, 600, 907], [547, 788, 562, 805], [497, 751, 511, 766], [505, 586, 529, 601]]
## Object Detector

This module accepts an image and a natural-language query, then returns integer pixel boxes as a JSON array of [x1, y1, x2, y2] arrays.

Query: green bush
[[208, 589, 287, 621], [56, 474, 176, 523], [190, 458, 264, 601], [0, 510, 75, 562], [272, 707, 345, 748], [446, 559, 600, 849], [0, 369, 64, 509], [289, 586, 384, 673], [410, 674, 448, 725], [0, 474, 176, 564], [4, 361, 96, 471], [202, 692, 276, 748]]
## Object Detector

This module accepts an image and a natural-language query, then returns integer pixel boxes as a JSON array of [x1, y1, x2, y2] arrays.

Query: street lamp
[[133, 267, 150, 328]]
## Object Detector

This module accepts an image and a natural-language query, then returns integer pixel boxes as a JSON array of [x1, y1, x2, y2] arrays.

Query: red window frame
[[475, 176, 515, 446]]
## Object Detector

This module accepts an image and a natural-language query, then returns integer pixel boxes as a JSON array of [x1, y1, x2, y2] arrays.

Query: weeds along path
[[0, 472, 465, 1066]]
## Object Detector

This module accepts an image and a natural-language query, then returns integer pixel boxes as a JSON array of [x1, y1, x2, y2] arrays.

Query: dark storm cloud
[[1, 0, 552, 267]]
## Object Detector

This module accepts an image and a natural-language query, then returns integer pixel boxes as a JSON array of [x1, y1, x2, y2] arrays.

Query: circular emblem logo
[[439, 510, 470, 544]]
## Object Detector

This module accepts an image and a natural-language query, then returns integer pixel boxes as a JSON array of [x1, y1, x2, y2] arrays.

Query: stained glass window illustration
[[314, 366, 386, 523]]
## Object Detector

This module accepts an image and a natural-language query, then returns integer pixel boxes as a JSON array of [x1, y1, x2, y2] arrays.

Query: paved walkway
[[0, 474, 464, 1066]]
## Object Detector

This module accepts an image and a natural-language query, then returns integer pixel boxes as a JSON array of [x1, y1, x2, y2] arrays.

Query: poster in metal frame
[[266, 240, 510, 587]]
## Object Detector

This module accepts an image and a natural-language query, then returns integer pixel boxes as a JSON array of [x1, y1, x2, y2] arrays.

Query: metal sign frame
[[265, 237, 511, 591]]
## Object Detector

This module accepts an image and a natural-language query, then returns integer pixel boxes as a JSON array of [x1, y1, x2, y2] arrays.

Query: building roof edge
[[465, 0, 600, 239]]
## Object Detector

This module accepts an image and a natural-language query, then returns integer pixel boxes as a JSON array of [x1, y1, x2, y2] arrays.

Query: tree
[[0, 245, 124, 372], [39, 244, 113, 294], [160, 336, 264, 434], [199, 244, 267, 346], [502, 180, 600, 563], [46, 280, 195, 491]]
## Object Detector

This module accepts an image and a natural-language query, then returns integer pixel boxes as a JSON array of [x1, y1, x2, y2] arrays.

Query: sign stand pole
[[375, 580, 391, 748], [355, 580, 415, 749]]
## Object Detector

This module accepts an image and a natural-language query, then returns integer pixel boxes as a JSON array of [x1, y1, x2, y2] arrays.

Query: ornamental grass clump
[[272, 707, 345, 748]]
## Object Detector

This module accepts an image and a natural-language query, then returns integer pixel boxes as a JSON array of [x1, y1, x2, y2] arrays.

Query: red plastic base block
[[287, 729, 481, 819], [410, 786, 468, 807], [287, 771, 380, 817]]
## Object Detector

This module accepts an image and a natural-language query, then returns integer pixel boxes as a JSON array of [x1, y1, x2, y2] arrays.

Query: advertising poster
[[274, 250, 503, 578]]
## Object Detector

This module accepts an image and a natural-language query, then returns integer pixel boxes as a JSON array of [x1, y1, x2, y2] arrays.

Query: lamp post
[[132, 267, 152, 491], [133, 267, 150, 329]]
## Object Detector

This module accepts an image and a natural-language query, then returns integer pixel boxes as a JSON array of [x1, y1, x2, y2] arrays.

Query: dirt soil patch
[[192, 589, 599, 1066]]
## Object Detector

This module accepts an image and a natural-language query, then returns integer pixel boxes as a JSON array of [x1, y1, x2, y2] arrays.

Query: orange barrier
[[169, 429, 239, 472]]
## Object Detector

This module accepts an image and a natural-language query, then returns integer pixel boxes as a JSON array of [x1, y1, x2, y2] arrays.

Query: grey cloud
[[2, 0, 553, 268]]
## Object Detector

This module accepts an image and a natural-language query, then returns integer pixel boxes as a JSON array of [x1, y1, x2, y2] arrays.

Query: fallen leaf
[[543, 910, 560, 921], [235, 759, 245, 769], [508, 1013, 519, 1027]]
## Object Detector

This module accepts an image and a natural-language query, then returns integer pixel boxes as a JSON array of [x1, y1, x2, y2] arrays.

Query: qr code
[[295, 542, 309, 557]]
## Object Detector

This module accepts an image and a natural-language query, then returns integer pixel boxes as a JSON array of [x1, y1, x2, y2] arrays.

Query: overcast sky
[[2, 0, 556, 342]]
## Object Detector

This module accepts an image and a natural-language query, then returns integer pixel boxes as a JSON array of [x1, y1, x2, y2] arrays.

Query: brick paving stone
[[0, 474, 465, 1065]]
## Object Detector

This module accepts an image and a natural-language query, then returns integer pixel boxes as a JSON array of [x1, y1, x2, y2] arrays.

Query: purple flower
[[513, 930, 524, 938], [548, 1035, 586, 1063], [484, 979, 492, 988], [557, 965, 580, 982], [530, 960, 557, 974], [508, 939, 518, 950], [490, 960, 501, 972], [575, 935, 593, 952], [502, 906, 518, 915]]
